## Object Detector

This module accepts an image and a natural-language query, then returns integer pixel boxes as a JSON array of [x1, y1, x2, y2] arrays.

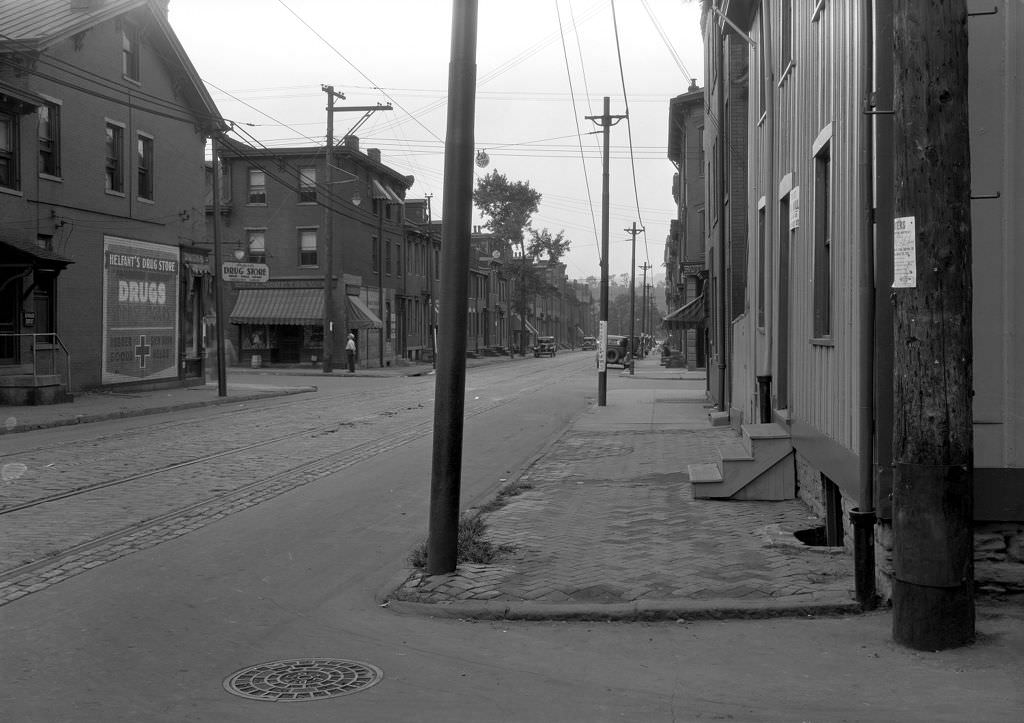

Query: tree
[[527, 227, 571, 263], [473, 170, 541, 257]]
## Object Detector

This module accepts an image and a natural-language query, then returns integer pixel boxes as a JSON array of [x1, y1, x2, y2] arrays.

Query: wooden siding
[[739, 0, 866, 463]]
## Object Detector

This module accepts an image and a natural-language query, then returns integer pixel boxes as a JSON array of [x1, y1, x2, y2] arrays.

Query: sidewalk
[[0, 357, 440, 435], [387, 359, 865, 620]]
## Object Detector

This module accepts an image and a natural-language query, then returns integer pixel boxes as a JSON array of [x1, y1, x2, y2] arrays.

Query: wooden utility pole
[[891, 0, 974, 650], [427, 0, 477, 575], [587, 98, 625, 405]]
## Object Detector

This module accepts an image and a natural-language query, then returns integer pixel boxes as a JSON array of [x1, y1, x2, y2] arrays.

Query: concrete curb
[[384, 596, 865, 622], [0, 386, 316, 435]]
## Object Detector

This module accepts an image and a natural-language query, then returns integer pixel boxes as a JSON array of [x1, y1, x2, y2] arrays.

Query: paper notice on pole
[[893, 216, 917, 288]]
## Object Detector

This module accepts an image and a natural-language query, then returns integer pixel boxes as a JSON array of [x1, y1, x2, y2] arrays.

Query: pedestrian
[[345, 333, 357, 373]]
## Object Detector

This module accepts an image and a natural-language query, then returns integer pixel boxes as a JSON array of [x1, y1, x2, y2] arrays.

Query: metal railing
[[0, 333, 72, 390]]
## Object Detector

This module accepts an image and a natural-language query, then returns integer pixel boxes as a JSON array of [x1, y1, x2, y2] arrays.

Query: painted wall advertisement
[[102, 237, 180, 384]]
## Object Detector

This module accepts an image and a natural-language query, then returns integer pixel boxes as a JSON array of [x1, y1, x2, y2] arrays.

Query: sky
[[168, 0, 705, 282]]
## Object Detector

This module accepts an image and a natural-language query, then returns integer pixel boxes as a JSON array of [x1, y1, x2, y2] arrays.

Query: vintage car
[[533, 336, 557, 357], [600, 335, 632, 368], [580, 336, 597, 351]]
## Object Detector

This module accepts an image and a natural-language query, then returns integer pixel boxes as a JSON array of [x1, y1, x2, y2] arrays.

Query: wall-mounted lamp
[[351, 191, 362, 207]]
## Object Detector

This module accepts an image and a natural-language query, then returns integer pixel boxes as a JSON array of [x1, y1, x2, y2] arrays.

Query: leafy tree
[[472, 170, 541, 256]]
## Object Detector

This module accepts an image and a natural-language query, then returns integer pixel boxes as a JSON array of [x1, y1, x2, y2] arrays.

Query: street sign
[[221, 262, 269, 282]]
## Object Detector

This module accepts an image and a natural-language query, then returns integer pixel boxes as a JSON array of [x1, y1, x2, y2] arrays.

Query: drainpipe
[[852, 0, 878, 610], [758, 1, 776, 421], [715, 17, 728, 413]]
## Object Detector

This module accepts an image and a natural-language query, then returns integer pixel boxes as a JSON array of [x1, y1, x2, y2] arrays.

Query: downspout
[[758, 1, 776, 423], [715, 14, 728, 412], [852, 0, 879, 609]]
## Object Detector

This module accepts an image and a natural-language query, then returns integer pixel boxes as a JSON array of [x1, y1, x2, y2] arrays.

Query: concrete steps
[[688, 422, 795, 500]]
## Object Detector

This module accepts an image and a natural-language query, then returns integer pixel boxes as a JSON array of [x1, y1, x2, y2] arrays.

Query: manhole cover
[[223, 658, 382, 702]]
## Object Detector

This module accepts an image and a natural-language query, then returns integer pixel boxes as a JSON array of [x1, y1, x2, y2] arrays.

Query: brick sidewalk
[[389, 380, 859, 620]]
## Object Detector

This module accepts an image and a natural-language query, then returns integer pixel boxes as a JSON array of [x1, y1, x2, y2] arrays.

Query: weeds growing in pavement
[[408, 512, 517, 569], [477, 479, 533, 514]]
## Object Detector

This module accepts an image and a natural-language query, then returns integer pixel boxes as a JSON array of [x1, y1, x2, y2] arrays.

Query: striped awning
[[347, 294, 382, 329], [513, 313, 539, 335], [663, 293, 706, 328], [230, 288, 322, 325], [371, 179, 403, 205]]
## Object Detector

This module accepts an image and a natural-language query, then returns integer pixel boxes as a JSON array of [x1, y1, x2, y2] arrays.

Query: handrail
[[0, 332, 72, 391]]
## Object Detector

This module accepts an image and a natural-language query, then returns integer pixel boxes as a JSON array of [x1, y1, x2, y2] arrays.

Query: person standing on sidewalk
[[345, 333, 357, 373]]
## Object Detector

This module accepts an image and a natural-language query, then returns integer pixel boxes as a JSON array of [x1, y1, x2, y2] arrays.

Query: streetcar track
[[0, 362, 579, 587]]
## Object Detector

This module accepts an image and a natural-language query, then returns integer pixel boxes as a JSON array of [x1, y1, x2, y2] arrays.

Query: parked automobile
[[533, 336, 557, 357], [600, 335, 632, 368], [581, 336, 597, 351]]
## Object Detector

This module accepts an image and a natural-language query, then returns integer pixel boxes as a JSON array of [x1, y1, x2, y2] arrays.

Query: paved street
[[0, 353, 1020, 721]]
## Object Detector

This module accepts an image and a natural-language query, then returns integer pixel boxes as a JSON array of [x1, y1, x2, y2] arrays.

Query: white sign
[[893, 216, 917, 288], [597, 319, 608, 373], [789, 186, 800, 230], [222, 262, 269, 283]]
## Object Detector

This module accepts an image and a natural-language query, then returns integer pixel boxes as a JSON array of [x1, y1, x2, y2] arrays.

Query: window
[[385, 239, 392, 275], [137, 133, 153, 201], [385, 301, 392, 341], [813, 144, 831, 338], [781, 0, 793, 75], [298, 166, 316, 203], [395, 242, 402, 277], [757, 206, 766, 328], [372, 235, 379, 273], [697, 126, 705, 176], [298, 228, 317, 266], [122, 23, 140, 81], [0, 111, 18, 190], [246, 229, 266, 263], [105, 122, 124, 193], [39, 102, 61, 177], [247, 168, 266, 204]]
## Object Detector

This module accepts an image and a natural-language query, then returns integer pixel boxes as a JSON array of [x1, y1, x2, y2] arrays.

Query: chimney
[[342, 135, 359, 151], [367, 148, 381, 164], [688, 78, 699, 92]]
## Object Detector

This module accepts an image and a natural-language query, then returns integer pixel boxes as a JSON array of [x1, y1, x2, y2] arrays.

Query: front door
[[278, 326, 302, 363], [0, 275, 20, 364]]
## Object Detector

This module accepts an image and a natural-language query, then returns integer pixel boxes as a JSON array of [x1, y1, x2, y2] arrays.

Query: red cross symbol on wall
[[135, 335, 152, 369]]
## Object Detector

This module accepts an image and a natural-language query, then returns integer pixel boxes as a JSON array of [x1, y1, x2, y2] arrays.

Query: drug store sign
[[102, 237, 179, 384]]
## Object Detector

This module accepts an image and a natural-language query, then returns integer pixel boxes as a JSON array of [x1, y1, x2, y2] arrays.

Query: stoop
[[687, 422, 795, 500]]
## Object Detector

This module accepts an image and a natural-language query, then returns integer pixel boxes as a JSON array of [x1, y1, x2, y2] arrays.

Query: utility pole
[[626, 223, 641, 376], [210, 135, 227, 397], [587, 98, 626, 405], [320, 88, 392, 373], [425, 194, 437, 369], [640, 261, 651, 355], [321, 85, 343, 373], [427, 0, 477, 575], [891, 0, 974, 650]]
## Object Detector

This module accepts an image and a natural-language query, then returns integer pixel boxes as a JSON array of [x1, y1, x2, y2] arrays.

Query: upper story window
[[39, 102, 61, 177], [246, 229, 266, 263], [105, 121, 125, 194], [298, 167, 316, 203], [780, 0, 793, 78], [137, 133, 154, 201], [122, 23, 140, 82], [247, 168, 266, 204], [0, 110, 19, 190], [298, 228, 317, 266]]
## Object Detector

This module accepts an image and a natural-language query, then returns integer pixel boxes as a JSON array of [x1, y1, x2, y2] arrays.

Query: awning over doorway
[[347, 295, 382, 329], [663, 293, 706, 328], [371, 179, 403, 205], [0, 239, 73, 272], [229, 288, 323, 325], [513, 312, 539, 335]]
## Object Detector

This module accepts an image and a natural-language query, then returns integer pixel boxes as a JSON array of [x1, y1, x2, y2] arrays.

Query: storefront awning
[[663, 293, 706, 328], [230, 288, 323, 325], [347, 295, 382, 329], [0, 239, 73, 271]]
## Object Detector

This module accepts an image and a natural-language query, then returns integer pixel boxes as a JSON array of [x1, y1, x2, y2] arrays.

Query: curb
[[384, 596, 865, 622], [0, 386, 316, 435]]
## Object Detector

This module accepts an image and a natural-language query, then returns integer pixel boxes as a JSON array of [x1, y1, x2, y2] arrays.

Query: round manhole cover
[[223, 658, 383, 702]]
